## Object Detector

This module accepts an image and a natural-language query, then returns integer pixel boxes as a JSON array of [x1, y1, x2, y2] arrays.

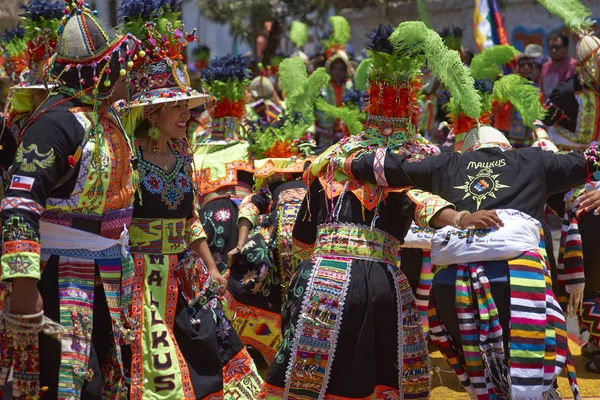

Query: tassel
[[568, 291, 584, 319]]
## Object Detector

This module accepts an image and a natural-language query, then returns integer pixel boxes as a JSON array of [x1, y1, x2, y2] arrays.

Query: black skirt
[[200, 198, 239, 273]]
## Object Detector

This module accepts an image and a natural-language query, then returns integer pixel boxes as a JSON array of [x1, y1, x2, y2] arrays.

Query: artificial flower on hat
[[118, 0, 211, 112], [17, 0, 64, 89], [200, 54, 251, 141], [0, 25, 26, 83]]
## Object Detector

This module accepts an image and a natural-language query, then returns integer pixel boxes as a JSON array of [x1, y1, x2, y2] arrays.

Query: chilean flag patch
[[9, 175, 35, 191]]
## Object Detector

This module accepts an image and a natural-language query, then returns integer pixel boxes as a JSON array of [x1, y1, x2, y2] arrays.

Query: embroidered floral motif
[[16, 143, 56, 172], [143, 173, 164, 194], [242, 269, 259, 284], [7, 254, 33, 274], [175, 173, 191, 192], [214, 208, 232, 222], [138, 148, 192, 210], [2, 215, 39, 242], [161, 182, 185, 210]]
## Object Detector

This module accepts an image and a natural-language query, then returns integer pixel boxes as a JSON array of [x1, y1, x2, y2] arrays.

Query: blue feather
[[2, 25, 25, 43], [20, 0, 64, 21], [201, 54, 249, 83], [439, 26, 463, 38], [474, 79, 494, 94], [119, 0, 182, 20], [366, 25, 394, 54]]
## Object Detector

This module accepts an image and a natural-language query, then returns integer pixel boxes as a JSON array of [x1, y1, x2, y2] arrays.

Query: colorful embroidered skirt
[[127, 250, 263, 399], [428, 250, 580, 400], [0, 249, 133, 399], [226, 228, 283, 365], [225, 186, 304, 364], [262, 223, 431, 399]]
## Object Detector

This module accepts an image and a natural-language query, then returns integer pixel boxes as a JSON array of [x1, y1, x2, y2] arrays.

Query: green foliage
[[21, 17, 60, 42], [3, 36, 26, 58], [248, 118, 313, 159], [368, 49, 423, 84], [390, 21, 481, 119], [202, 78, 249, 101], [469, 45, 520, 81]]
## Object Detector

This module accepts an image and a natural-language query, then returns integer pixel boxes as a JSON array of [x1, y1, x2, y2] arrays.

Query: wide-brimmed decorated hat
[[118, 0, 211, 110], [537, 0, 600, 87], [201, 54, 250, 141], [48, 0, 140, 98]]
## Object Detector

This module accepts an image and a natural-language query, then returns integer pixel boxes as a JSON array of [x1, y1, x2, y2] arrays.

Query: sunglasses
[[518, 62, 533, 67], [549, 45, 566, 51]]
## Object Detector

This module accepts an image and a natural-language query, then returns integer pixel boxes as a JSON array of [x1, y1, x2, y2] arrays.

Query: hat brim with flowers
[[125, 60, 212, 109]]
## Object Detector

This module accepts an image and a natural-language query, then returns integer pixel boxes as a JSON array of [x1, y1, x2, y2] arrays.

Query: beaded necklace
[[16, 86, 94, 144]]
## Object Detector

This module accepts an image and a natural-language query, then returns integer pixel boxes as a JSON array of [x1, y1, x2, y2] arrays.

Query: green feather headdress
[[315, 97, 364, 135], [247, 57, 330, 160], [290, 21, 308, 49], [390, 21, 481, 119], [1, 26, 26, 59], [353, 58, 372, 92], [321, 16, 351, 52], [417, 0, 433, 29], [469, 45, 520, 81], [537, 0, 594, 36], [280, 57, 330, 124], [452, 44, 520, 116], [492, 74, 546, 129]]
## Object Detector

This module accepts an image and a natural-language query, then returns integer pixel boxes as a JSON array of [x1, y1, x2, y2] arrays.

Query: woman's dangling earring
[[148, 123, 161, 153]]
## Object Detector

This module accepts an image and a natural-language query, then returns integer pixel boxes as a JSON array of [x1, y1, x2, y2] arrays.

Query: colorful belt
[[313, 223, 400, 265], [200, 184, 252, 206], [129, 218, 186, 254], [40, 207, 133, 240]]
